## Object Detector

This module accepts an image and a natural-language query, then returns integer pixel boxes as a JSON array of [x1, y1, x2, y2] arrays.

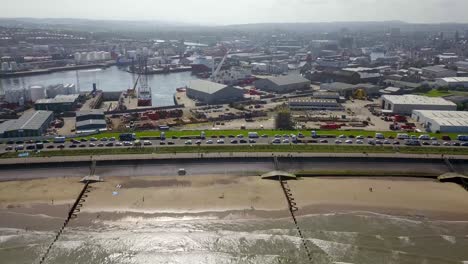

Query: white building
[[381, 95, 457, 115], [436, 77, 468, 88], [412, 110, 468, 133], [29, 85, 46, 102], [289, 98, 342, 111]]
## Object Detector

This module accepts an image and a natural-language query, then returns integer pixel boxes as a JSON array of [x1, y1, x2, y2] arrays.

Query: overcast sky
[[2, 0, 468, 25]]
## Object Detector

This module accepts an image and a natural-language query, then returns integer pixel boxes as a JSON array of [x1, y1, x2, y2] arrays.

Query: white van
[[397, 133, 409, 140], [418, 134, 430, 140]]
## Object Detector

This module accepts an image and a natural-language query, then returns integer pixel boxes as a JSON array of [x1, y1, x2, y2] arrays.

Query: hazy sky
[[2, 0, 468, 25]]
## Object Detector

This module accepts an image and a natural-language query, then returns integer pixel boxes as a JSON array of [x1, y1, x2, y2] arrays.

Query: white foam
[[0, 235, 18, 243], [441, 235, 456, 244]]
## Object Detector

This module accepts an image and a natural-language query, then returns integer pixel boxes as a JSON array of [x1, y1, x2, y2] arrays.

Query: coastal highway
[[0, 157, 463, 181]]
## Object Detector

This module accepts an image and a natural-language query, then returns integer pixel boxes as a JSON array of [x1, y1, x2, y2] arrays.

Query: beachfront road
[[0, 157, 462, 181]]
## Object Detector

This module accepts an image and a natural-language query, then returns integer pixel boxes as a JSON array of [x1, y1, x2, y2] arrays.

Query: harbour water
[[0, 66, 198, 107], [1, 212, 468, 264]]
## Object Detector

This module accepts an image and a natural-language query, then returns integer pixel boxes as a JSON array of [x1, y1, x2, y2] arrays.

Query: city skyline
[[2, 0, 468, 25]]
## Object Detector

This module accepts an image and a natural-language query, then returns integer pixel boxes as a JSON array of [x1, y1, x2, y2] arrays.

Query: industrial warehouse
[[254, 74, 311, 93], [75, 109, 107, 133], [412, 110, 468, 133], [35, 94, 81, 112], [0, 110, 53, 138], [381, 95, 457, 115], [289, 98, 343, 111], [186, 79, 244, 104]]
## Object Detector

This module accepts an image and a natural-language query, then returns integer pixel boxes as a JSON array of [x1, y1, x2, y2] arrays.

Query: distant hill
[[1, 18, 467, 34]]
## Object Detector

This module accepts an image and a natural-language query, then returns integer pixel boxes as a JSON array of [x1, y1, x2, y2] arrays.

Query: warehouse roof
[[0, 120, 16, 135], [438, 77, 468, 83], [188, 80, 230, 95], [76, 119, 107, 128], [267, 74, 310, 86], [2, 111, 53, 132], [290, 98, 337, 103], [422, 65, 452, 73], [76, 109, 104, 117], [382, 95, 457, 106], [36, 94, 79, 104], [413, 110, 468, 127]]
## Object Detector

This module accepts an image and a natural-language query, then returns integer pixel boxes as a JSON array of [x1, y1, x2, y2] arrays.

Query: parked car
[[123, 142, 132, 146], [319, 140, 328, 143], [100, 137, 108, 142], [5, 146, 13, 151], [248, 139, 256, 144], [143, 140, 152, 146], [106, 142, 114, 147], [79, 144, 86, 148], [160, 141, 166, 145], [217, 139, 225, 144], [356, 135, 364, 139], [97, 143, 105, 147], [335, 140, 342, 144], [206, 140, 214, 144], [230, 140, 238, 144], [356, 140, 364, 144], [239, 139, 247, 144], [261, 134, 269, 138], [338, 135, 346, 139], [115, 142, 123, 146], [47, 145, 55, 149], [393, 141, 400, 145], [168, 141, 175, 145], [452, 142, 461, 146], [90, 137, 98, 142], [272, 138, 281, 144], [282, 139, 290, 144], [345, 140, 353, 144], [69, 145, 77, 148], [185, 140, 192, 145]]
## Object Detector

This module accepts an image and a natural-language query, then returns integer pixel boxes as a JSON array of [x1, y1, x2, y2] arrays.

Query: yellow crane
[[353, 88, 367, 100]]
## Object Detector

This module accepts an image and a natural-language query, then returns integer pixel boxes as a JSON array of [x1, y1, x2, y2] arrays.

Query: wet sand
[[1, 175, 468, 231]]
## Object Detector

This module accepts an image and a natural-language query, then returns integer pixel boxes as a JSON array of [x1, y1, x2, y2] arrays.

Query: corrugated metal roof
[[188, 80, 229, 94], [76, 119, 107, 128], [267, 74, 309, 86], [36, 94, 79, 104], [76, 109, 104, 117], [383, 95, 456, 106], [4, 111, 53, 131]]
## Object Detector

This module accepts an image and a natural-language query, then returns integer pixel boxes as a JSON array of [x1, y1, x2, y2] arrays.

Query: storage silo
[[74, 52, 81, 63], [29, 85, 46, 102], [5, 89, 27, 103], [1, 61, 9, 72], [81, 52, 88, 63]]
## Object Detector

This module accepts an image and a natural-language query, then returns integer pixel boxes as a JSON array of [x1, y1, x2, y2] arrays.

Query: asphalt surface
[[0, 157, 461, 181]]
